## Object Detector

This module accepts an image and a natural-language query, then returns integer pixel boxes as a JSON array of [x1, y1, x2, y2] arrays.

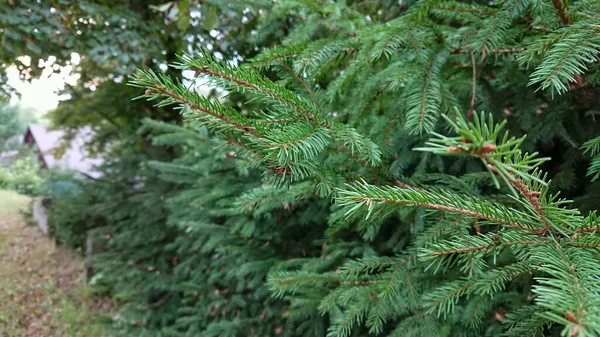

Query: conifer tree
[[128, 0, 600, 336], [138, 119, 330, 336]]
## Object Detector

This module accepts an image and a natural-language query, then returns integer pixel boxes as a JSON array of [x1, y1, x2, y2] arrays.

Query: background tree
[[1, 1, 290, 335], [0, 103, 25, 151], [0, 102, 43, 194]]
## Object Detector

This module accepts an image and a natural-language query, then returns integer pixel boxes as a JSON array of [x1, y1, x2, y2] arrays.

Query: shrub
[[0, 156, 44, 196], [46, 172, 104, 250]]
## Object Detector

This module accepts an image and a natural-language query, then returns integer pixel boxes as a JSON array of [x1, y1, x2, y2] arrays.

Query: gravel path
[[0, 190, 111, 337]]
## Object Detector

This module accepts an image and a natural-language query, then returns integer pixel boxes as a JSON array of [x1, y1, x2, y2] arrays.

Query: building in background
[[23, 124, 103, 179]]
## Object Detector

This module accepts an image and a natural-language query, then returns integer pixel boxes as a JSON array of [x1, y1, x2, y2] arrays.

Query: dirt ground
[[0, 190, 112, 337]]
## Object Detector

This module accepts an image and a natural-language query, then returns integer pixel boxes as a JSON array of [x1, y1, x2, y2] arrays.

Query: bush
[[0, 156, 44, 196], [46, 172, 104, 251]]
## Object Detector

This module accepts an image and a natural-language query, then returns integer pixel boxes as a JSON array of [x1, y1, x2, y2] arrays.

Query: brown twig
[[575, 226, 600, 233], [509, 177, 550, 230], [552, 0, 572, 25], [467, 53, 478, 119], [479, 156, 552, 232]]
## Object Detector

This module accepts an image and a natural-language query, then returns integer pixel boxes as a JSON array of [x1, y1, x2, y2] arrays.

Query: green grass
[[0, 190, 114, 337], [0, 189, 29, 212]]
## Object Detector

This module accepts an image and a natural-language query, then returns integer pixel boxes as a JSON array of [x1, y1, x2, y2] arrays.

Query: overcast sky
[[7, 54, 80, 114], [6, 52, 221, 120]]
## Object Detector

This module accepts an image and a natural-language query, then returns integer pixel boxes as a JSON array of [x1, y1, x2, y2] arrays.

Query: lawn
[[0, 190, 113, 337]]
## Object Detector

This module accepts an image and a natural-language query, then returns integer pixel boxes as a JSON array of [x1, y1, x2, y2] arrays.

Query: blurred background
[[0, 2, 254, 335]]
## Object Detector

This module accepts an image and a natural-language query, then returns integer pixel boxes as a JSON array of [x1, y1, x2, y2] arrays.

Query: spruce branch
[[196, 65, 314, 119], [268, 271, 338, 298], [471, 262, 536, 296], [173, 52, 318, 121], [337, 181, 545, 235], [419, 231, 545, 277], [467, 0, 531, 58], [574, 212, 600, 233], [332, 141, 412, 190], [132, 69, 329, 185], [331, 126, 382, 168], [415, 112, 550, 194], [292, 40, 360, 74], [415, 113, 584, 235], [338, 256, 401, 278], [328, 305, 368, 337], [249, 45, 305, 69], [421, 236, 546, 257], [130, 69, 263, 139], [403, 49, 448, 134], [582, 136, 600, 181], [531, 244, 600, 336], [226, 138, 265, 160], [318, 286, 374, 314], [519, 29, 575, 68], [461, 296, 492, 329], [423, 280, 472, 318], [151, 83, 263, 139], [262, 123, 330, 165], [502, 305, 550, 337], [415, 217, 466, 247], [387, 312, 439, 337], [527, 23, 600, 95]]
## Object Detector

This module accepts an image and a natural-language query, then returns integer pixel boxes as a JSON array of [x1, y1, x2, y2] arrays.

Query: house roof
[[25, 124, 103, 179]]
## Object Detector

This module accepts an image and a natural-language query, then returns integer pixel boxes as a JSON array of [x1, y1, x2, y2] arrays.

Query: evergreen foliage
[[125, 1, 600, 336], [137, 119, 330, 336], [0, 103, 26, 148], [11, 0, 600, 336]]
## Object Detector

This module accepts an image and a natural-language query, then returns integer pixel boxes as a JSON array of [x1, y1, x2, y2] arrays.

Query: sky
[[7, 54, 80, 114], [5, 53, 220, 126], [6, 53, 218, 117]]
